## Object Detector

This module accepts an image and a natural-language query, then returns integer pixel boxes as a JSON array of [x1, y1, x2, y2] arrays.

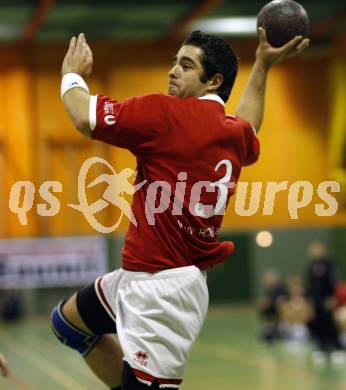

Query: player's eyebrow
[[172, 55, 197, 67], [181, 56, 196, 66]]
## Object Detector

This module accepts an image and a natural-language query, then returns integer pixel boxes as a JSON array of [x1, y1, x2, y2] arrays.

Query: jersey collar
[[198, 94, 225, 106]]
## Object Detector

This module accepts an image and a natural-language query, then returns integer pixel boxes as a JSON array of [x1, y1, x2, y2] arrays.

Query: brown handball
[[257, 0, 310, 47]]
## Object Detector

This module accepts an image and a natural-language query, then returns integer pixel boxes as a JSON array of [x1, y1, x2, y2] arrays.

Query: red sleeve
[[238, 117, 260, 166], [90, 93, 168, 154]]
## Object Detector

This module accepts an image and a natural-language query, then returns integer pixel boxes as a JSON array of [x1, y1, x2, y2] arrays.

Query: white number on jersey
[[194, 159, 233, 218]]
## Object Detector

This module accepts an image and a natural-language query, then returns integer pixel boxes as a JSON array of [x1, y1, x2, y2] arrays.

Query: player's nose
[[168, 65, 178, 78]]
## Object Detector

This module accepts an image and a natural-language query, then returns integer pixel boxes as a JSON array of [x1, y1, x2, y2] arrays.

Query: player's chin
[[168, 85, 179, 96]]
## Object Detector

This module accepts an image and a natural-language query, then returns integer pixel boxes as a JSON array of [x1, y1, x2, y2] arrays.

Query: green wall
[[207, 233, 251, 303], [206, 226, 346, 303]]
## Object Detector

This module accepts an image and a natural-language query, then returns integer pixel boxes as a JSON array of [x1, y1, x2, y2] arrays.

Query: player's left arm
[[235, 28, 309, 132], [61, 33, 93, 138]]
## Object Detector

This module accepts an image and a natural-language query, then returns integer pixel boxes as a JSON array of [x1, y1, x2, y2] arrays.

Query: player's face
[[168, 45, 209, 98]]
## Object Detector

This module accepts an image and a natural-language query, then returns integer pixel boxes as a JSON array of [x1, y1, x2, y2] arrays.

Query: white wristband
[[61, 73, 89, 99]]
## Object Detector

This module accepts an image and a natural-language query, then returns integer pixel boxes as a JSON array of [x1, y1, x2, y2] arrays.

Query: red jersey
[[90, 93, 259, 272]]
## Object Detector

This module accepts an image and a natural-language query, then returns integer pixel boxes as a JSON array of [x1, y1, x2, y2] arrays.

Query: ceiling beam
[[311, 10, 346, 40], [163, 0, 224, 42], [21, 0, 55, 44], [334, 32, 346, 57]]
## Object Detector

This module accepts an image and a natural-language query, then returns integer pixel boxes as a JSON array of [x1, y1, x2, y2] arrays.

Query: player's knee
[[50, 301, 101, 357]]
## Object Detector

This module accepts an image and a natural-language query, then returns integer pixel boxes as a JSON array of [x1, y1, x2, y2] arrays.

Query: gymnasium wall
[[195, 225, 346, 303], [250, 226, 346, 295], [0, 39, 345, 239]]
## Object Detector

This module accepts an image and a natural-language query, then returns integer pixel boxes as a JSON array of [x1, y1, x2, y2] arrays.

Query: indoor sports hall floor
[[1, 305, 346, 390]]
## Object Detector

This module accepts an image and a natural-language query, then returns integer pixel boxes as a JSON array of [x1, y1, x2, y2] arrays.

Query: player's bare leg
[[62, 294, 123, 388]]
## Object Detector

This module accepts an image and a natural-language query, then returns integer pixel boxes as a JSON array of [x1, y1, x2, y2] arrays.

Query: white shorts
[[95, 265, 208, 388]]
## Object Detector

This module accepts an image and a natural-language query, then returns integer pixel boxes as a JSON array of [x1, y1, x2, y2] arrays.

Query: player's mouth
[[168, 79, 179, 89], [168, 81, 179, 95]]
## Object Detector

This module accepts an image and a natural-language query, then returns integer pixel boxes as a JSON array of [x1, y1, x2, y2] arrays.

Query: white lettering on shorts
[[104, 115, 116, 125]]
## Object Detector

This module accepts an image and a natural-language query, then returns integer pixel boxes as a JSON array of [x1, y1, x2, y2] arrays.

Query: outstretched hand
[[256, 27, 310, 70], [62, 33, 93, 78]]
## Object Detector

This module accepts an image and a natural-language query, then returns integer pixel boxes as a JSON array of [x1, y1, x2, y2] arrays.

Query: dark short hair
[[183, 30, 238, 103]]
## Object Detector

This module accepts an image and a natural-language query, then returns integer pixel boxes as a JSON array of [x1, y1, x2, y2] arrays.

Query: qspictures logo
[[8, 157, 342, 233]]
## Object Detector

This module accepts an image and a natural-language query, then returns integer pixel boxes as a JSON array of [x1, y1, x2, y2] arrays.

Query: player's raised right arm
[[235, 28, 309, 132], [61, 33, 93, 138]]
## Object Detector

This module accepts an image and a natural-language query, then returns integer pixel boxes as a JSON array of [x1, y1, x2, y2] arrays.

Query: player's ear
[[207, 73, 223, 93]]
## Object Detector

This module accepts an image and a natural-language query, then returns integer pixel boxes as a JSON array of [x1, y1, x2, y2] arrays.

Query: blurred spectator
[[257, 269, 287, 343], [305, 240, 343, 364], [0, 289, 23, 322], [334, 281, 346, 348], [0, 353, 9, 377], [278, 276, 313, 343]]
